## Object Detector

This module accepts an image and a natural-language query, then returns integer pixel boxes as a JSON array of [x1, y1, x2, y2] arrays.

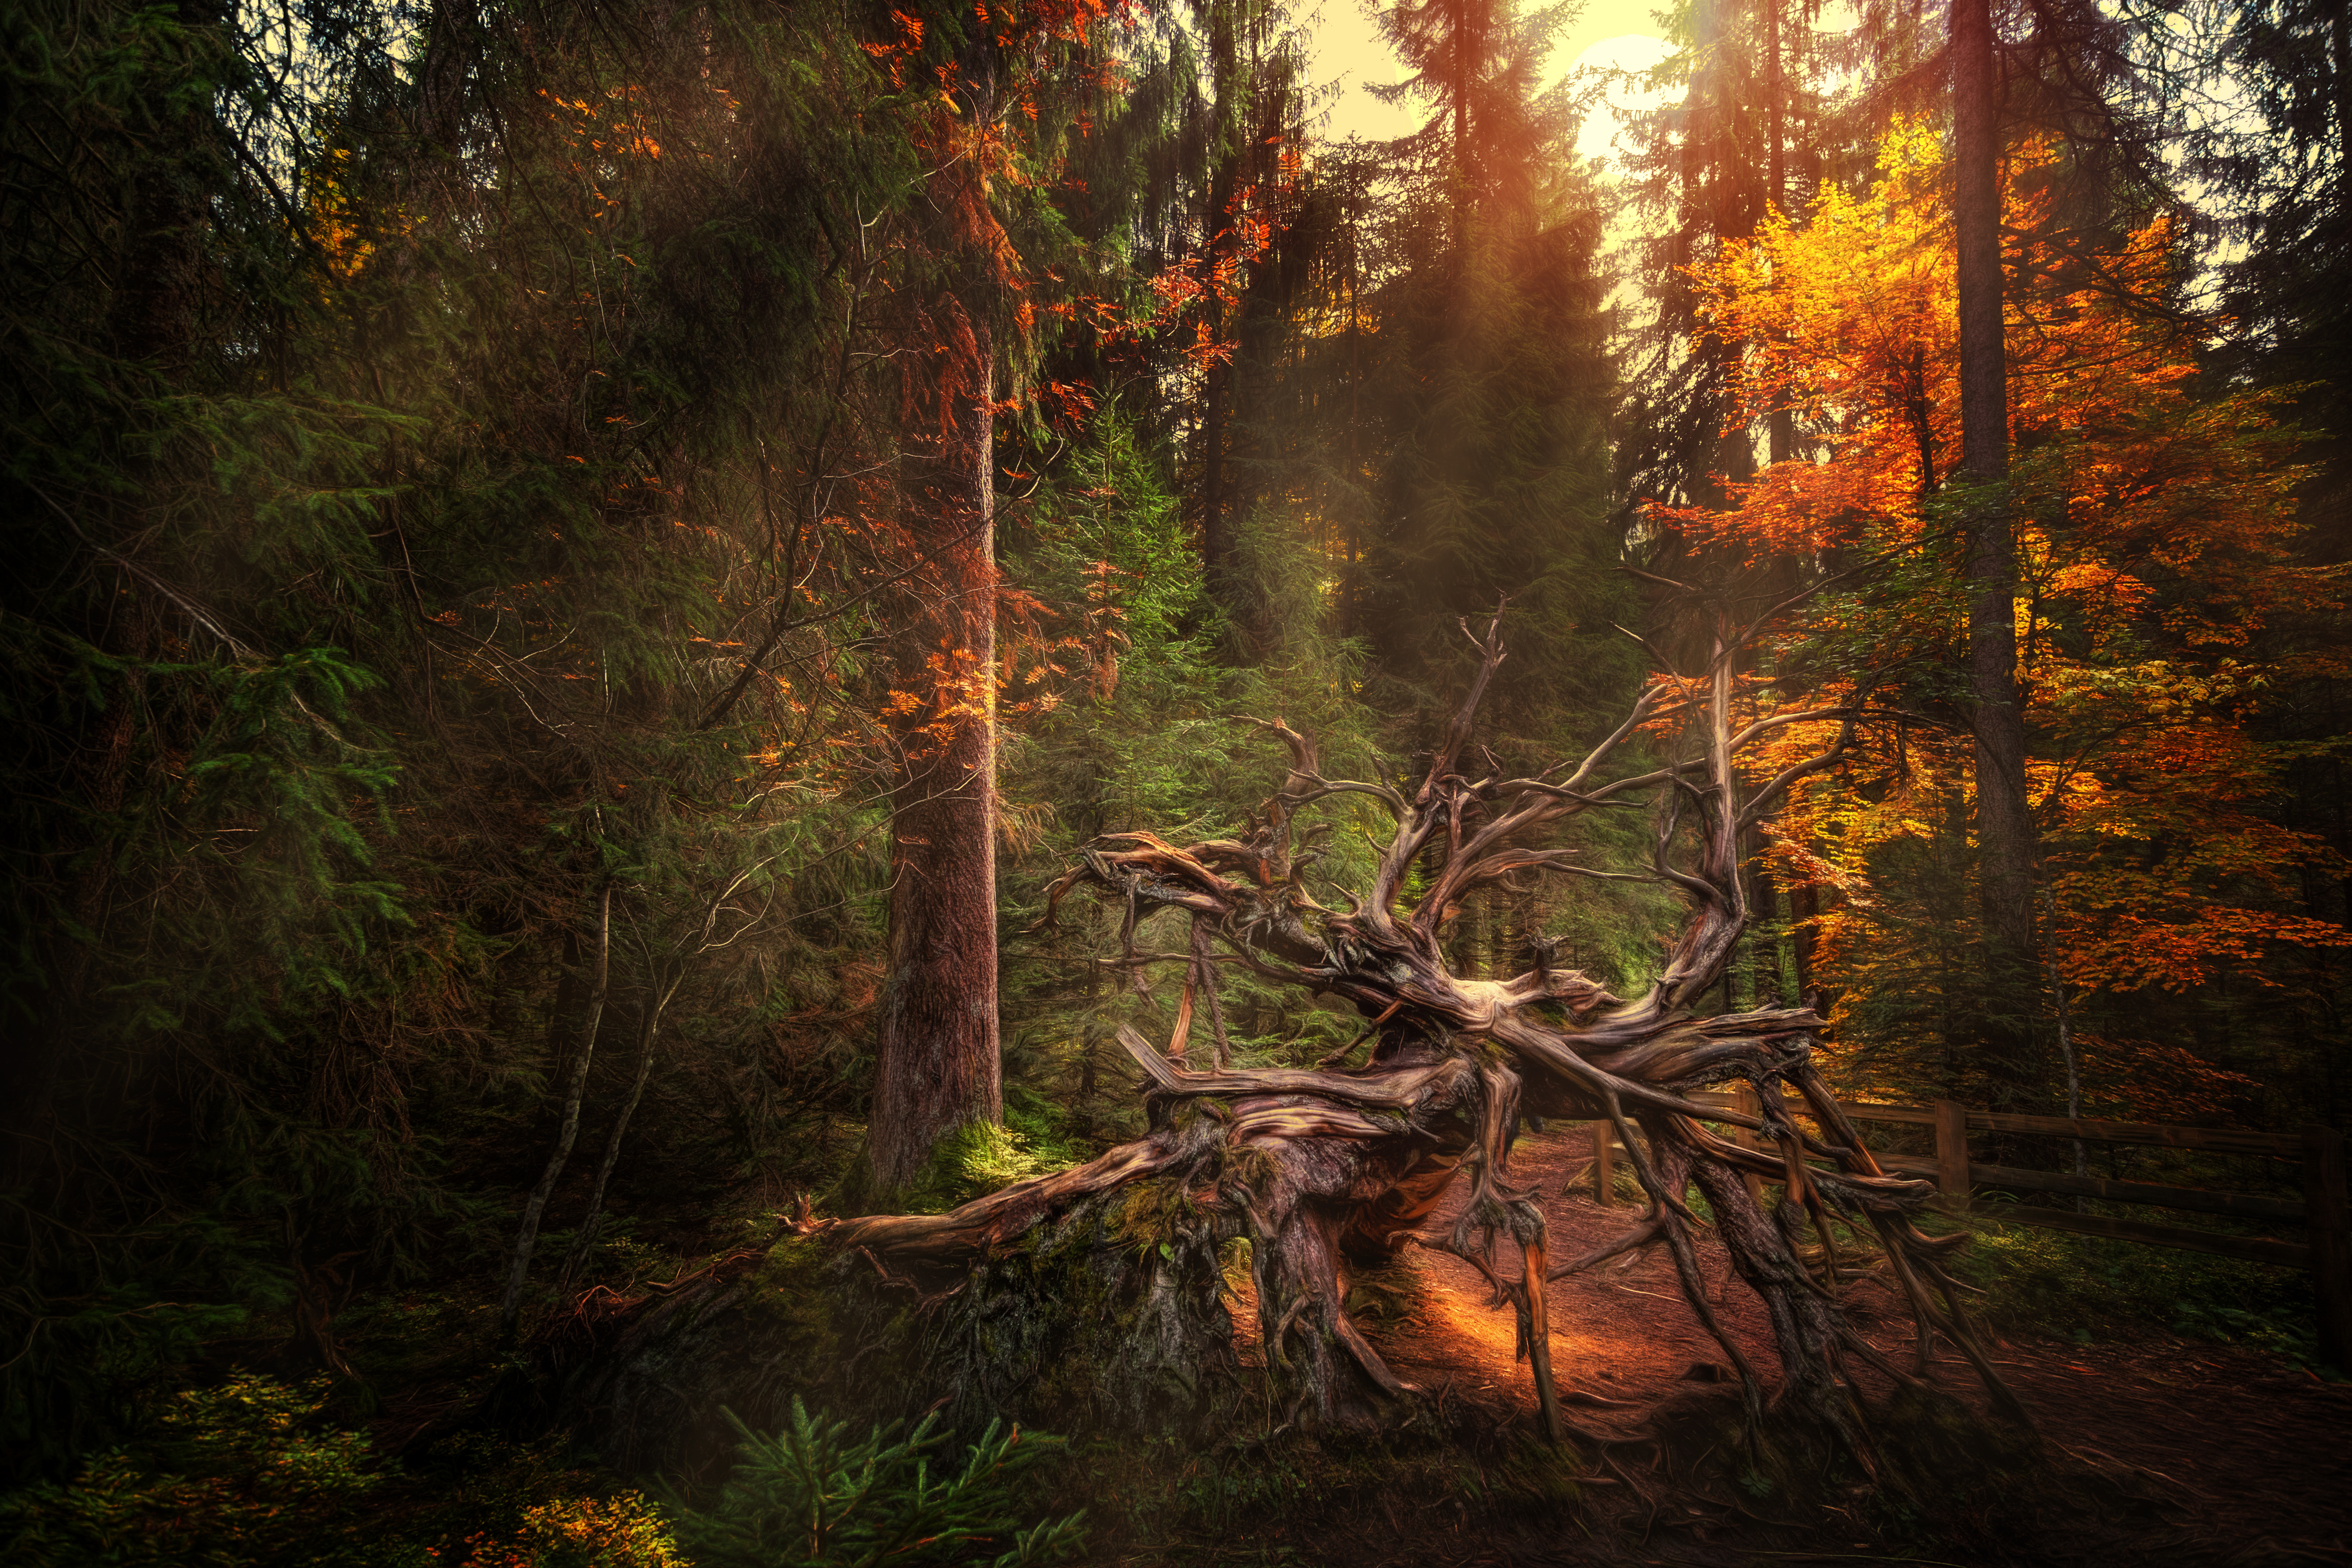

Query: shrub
[[0, 1375, 402, 1567], [0, 1375, 683, 1568]]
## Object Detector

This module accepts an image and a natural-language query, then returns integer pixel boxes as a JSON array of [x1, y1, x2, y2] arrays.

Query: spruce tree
[[1358, 0, 1632, 746]]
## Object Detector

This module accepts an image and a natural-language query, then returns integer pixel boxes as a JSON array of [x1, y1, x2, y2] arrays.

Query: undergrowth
[[1008, 1426, 1585, 1562], [665, 1401, 1085, 1568], [0, 1375, 681, 1567], [1948, 1213, 2328, 1372], [0, 1375, 1096, 1568]]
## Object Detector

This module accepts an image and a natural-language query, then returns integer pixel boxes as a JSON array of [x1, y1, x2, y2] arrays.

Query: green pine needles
[[668, 1401, 1086, 1568]]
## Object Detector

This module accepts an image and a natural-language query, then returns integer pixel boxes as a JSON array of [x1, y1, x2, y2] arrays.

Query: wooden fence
[[1580, 1091, 2352, 1369]]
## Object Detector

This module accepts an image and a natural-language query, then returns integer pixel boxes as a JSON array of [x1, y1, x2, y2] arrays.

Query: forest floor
[[1197, 1125, 2352, 1568]]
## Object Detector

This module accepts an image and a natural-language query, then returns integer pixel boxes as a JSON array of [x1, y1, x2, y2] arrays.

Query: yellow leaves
[[1694, 119, 2323, 1010], [459, 1491, 685, 1568]]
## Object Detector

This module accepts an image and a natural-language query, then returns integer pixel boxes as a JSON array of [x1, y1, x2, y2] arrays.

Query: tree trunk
[[6, 629, 147, 1187], [2332, 0, 2351, 188], [4, 0, 217, 1185], [500, 884, 613, 1343], [870, 52, 1003, 1199], [1952, 0, 2038, 1112], [1200, 351, 1231, 605], [1766, 0, 1796, 465], [559, 965, 677, 1288]]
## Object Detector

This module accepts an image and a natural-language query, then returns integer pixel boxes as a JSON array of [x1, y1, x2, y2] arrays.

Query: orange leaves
[[1679, 122, 2311, 624], [882, 644, 997, 760], [2064, 1036, 2259, 1124], [2059, 903, 2352, 995], [1089, 170, 1296, 381], [860, 10, 927, 83], [1147, 265, 1207, 315], [2036, 710, 2352, 993], [1686, 121, 1958, 504], [1036, 377, 1096, 430]]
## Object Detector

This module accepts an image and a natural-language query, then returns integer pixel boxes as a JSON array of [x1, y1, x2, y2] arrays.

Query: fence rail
[[1577, 1090, 2352, 1368]]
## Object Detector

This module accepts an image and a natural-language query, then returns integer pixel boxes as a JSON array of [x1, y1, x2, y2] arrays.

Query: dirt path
[[1349, 1126, 2352, 1566]]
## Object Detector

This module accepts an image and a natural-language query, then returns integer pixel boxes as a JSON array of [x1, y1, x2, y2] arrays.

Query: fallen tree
[[836, 613, 2024, 1457]]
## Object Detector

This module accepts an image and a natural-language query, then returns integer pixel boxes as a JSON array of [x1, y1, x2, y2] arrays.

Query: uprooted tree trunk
[[837, 614, 2026, 1460]]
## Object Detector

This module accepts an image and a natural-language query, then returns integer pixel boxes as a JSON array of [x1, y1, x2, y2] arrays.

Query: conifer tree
[[866, 7, 1011, 1201], [1358, 0, 1631, 744]]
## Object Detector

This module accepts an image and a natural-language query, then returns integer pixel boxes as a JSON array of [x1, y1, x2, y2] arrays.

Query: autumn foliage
[[1660, 123, 2351, 1111]]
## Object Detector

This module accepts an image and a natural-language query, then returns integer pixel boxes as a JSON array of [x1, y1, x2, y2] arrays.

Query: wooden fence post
[[1592, 1120, 1615, 1205], [2304, 1126, 2351, 1373], [1934, 1100, 1971, 1210]]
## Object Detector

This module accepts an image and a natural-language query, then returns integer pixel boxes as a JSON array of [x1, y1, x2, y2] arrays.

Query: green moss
[[1219, 1145, 1279, 1193], [1340, 1257, 1425, 1331], [1219, 1237, 1254, 1299], [1113, 1178, 1205, 1251], [747, 1236, 839, 1367], [912, 1187, 1240, 1442], [896, 1120, 1078, 1216]]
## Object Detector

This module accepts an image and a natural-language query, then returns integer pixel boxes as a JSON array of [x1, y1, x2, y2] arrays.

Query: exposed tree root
[[836, 615, 2027, 1471]]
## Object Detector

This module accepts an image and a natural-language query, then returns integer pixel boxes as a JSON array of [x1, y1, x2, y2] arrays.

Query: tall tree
[[869, 28, 1007, 1197], [1674, 120, 2347, 1115], [863, 0, 1145, 1197], [1612, 0, 1822, 516], [1359, 0, 1630, 741], [1952, 0, 2038, 1108], [1189, 0, 1311, 629]]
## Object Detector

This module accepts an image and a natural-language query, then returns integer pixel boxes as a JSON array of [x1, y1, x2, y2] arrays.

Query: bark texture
[[871, 335, 1001, 1197], [869, 50, 1005, 1197]]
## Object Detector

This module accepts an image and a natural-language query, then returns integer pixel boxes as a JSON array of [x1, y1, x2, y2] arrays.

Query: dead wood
[[838, 612, 2023, 1462]]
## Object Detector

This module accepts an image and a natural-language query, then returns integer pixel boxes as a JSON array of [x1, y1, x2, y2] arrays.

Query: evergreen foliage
[[667, 1403, 1084, 1568]]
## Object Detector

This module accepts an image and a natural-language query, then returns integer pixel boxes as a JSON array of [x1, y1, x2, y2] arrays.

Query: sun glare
[[1309, 0, 1669, 146]]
